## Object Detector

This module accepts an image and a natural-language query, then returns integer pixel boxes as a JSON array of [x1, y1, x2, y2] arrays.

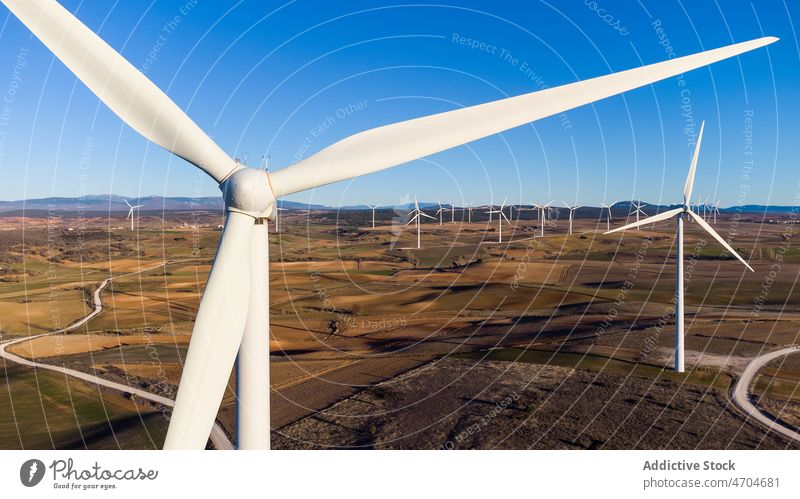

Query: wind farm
[[0, 0, 797, 458]]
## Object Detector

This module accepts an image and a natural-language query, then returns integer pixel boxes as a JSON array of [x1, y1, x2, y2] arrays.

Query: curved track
[[732, 346, 800, 444], [0, 263, 234, 450]]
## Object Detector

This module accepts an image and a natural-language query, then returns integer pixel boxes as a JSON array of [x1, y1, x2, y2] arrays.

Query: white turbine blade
[[501, 211, 511, 223], [605, 207, 683, 234], [2, 0, 239, 183], [163, 211, 254, 449], [269, 38, 776, 198], [687, 210, 753, 271], [683, 120, 705, 206], [420, 212, 436, 220], [126, 209, 132, 219], [124, 199, 132, 208]]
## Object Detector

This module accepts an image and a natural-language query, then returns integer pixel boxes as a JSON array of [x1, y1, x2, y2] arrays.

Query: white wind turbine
[[600, 202, 614, 231], [451, 203, 456, 223], [365, 204, 379, 229], [435, 201, 445, 226], [485, 198, 512, 243], [124, 200, 143, 231], [465, 203, 474, 223], [534, 202, 553, 237], [630, 201, 646, 230], [406, 197, 435, 249], [562, 201, 582, 235], [273, 207, 286, 233], [605, 122, 753, 373], [2, 0, 776, 450], [712, 199, 721, 224]]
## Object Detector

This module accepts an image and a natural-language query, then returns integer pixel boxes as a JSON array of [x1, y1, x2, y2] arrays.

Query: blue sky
[[0, 0, 797, 207]]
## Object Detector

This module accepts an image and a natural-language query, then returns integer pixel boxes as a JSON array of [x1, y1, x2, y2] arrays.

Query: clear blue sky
[[0, 0, 797, 207]]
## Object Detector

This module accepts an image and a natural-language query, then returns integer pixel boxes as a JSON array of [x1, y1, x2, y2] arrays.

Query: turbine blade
[[163, 211, 254, 449], [2, 0, 239, 183], [269, 38, 776, 197], [687, 210, 753, 271], [420, 212, 436, 220], [605, 207, 683, 234], [683, 121, 705, 206]]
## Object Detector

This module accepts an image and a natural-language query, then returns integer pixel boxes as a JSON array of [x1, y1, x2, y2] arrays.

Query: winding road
[[0, 263, 234, 450], [732, 346, 800, 444]]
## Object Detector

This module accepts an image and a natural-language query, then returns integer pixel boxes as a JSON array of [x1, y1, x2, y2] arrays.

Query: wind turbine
[[406, 197, 435, 249], [485, 198, 512, 243], [435, 201, 445, 226], [365, 204, 379, 229], [124, 200, 143, 231], [712, 199, 721, 224], [273, 207, 286, 233], [630, 201, 646, 230], [534, 202, 552, 237], [2, 0, 776, 450], [451, 203, 456, 223], [605, 122, 753, 373], [465, 203, 474, 223], [600, 202, 614, 231], [562, 201, 582, 235]]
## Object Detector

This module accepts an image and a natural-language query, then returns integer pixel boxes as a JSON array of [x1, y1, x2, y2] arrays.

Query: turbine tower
[[562, 201, 582, 235], [606, 122, 753, 373], [2, 0, 775, 449], [406, 197, 435, 249]]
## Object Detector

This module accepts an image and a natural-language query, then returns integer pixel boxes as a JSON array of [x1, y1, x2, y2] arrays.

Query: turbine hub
[[221, 167, 276, 219]]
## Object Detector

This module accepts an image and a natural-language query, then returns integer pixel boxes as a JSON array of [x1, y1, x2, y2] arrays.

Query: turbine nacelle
[[221, 168, 277, 219]]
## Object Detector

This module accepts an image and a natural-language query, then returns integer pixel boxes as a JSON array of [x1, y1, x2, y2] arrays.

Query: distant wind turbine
[[435, 201, 445, 226], [533, 202, 552, 236], [124, 200, 143, 231], [406, 196, 435, 249], [365, 204, 379, 229], [273, 207, 286, 233], [605, 122, 753, 373], [630, 201, 646, 230], [562, 201, 582, 235], [486, 198, 512, 242], [600, 202, 614, 231]]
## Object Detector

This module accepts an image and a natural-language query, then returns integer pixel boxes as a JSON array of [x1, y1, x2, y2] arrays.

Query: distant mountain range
[[0, 195, 325, 213], [0, 195, 794, 214]]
